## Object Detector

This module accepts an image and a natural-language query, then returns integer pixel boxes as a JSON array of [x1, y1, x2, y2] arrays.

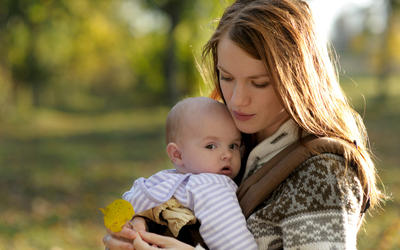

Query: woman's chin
[[234, 123, 257, 135]]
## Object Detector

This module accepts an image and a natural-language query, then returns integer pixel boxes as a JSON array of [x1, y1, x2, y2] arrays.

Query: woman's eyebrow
[[217, 65, 230, 74], [248, 74, 270, 80], [217, 65, 269, 79]]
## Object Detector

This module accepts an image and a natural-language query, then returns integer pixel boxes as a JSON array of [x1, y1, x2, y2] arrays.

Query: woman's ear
[[166, 142, 183, 167]]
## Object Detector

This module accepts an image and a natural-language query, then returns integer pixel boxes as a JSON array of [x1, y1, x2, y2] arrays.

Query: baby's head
[[166, 97, 241, 179]]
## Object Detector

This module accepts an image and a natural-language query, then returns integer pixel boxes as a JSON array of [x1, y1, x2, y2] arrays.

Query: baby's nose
[[221, 150, 232, 160]]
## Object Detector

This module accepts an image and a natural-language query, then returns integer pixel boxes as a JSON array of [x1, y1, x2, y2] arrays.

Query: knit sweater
[[248, 153, 363, 249], [244, 119, 363, 249]]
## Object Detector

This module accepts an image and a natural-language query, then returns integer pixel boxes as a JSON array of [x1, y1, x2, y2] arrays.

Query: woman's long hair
[[202, 0, 384, 209]]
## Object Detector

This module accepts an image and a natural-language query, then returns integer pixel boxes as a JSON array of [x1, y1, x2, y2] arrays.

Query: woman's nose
[[231, 82, 249, 107]]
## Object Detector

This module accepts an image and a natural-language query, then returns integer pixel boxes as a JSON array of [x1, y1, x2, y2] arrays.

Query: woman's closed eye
[[220, 74, 233, 82], [220, 74, 269, 88], [251, 80, 269, 88]]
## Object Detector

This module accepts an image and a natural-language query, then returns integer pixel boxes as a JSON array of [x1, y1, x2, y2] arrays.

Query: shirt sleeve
[[188, 174, 258, 250], [122, 170, 191, 213]]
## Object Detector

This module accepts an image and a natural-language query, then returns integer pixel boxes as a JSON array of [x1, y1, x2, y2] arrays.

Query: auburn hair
[[202, 0, 384, 208]]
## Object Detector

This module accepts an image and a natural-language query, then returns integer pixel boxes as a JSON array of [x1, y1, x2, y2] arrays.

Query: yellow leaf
[[100, 199, 135, 232]]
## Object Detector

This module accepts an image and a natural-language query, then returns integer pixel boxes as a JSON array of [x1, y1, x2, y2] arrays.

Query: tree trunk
[[164, 28, 179, 105], [162, 0, 185, 105]]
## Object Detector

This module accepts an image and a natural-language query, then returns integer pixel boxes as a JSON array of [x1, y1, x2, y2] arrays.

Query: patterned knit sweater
[[243, 120, 363, 249], [247, 153, 363, 250]]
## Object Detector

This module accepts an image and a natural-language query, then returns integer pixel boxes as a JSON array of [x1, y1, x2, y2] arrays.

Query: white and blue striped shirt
[[123, 169, 257, 250]]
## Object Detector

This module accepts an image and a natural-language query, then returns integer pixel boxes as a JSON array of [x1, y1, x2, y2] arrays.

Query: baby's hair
[[165, 97, 227, 144]]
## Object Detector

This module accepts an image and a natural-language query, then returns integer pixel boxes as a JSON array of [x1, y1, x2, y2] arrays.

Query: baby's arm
[[190, 175, 257, 250], [122, 172, 198, 239]]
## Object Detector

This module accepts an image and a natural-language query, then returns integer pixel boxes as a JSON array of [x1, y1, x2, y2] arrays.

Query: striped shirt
[[123, 169, 257, 250]]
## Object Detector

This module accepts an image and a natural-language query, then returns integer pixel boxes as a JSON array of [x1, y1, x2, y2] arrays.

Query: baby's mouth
[[220, 166, 232, 176]]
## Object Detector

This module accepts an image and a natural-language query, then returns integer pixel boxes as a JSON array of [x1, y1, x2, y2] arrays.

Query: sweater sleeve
[[189, 175, 258, 250], [247, 153, 364, 250]]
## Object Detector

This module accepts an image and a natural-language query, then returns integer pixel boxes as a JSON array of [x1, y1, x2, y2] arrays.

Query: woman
[[103, 0, 384, 249]]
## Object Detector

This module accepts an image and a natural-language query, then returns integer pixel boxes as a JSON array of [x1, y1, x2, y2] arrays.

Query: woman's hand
[[133, 231, 195, 250], [103, 216, 147, 250]]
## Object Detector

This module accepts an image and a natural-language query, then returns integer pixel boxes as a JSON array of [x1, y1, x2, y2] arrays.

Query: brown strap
[[237, 135, 366, 219]]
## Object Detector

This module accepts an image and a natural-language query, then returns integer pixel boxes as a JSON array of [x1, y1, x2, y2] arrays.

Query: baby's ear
[[166, 142, 183, 166]]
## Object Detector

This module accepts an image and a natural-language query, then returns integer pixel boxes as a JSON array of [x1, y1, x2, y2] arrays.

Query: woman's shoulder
[[294, 152, 358, 184], [252, 153, 363, 220], [283, 135, 361, 193], [297, 152, 346, 173], [280, 152, 363, 214], [291, 152, 362, 192]]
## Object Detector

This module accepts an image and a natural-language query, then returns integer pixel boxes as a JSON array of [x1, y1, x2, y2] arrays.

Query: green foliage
[[0, 0, 230, 112]]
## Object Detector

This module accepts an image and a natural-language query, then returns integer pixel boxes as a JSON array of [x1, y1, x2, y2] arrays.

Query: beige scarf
[[243, 119, 301, 181]]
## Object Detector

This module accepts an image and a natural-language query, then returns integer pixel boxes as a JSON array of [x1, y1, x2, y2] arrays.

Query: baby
[[123, 97, 257, 250]]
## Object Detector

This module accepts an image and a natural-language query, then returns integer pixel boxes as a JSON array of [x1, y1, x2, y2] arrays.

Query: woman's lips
[[232, 111, 255, 121]]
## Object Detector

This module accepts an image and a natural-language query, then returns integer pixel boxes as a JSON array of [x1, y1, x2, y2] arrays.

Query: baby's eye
[[229, 143, 240, 150], [205, 144, 216, 150]]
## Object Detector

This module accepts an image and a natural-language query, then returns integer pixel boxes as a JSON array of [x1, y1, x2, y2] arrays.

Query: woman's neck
[[256, 115, 290, 142]]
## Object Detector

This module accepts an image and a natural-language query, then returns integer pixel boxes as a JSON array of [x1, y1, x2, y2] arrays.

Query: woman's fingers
[[103, 234, 134, 250], [138, 231, 170, 248], [137, 231, 194, 249], [133, 234, 158, 250], [103, 218, 146, 250], [110, 225, 138, 241]]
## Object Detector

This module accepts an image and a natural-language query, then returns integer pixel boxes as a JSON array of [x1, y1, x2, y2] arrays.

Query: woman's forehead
[[217, 37, 267, 77]]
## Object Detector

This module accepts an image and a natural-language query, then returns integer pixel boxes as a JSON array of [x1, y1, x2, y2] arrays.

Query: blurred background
[[0, 0, 399, 249]]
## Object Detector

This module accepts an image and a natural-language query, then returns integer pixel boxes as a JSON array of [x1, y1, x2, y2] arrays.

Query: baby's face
[[177, 109, 241, 179]]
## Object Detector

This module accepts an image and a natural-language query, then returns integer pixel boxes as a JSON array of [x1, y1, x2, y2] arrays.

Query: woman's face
[[217, 35, 289, 141]]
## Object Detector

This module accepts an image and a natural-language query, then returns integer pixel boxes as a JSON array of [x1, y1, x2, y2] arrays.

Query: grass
[[0, 107, 170, 249], [0, 76, 399, 249]]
